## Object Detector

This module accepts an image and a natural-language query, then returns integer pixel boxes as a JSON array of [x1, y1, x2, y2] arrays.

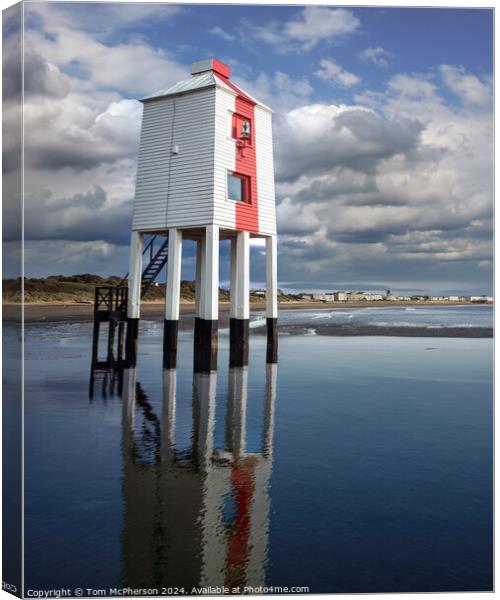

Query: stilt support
[[194, 226, 219, 372], [194, 319, 218, 373], [124, 230, 143, 367], [163, 228, 182, 370], [91, 319, 100, 366], [229, 318, 249, 367], [229, 231, 249, 367], [163, 320, 179, 369], [107, 320, 116, 365], [266, 236, 278, 364], [266, 318, 278, 364]]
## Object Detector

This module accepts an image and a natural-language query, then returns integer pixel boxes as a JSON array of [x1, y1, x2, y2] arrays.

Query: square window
[[227, 172, 250, 203]]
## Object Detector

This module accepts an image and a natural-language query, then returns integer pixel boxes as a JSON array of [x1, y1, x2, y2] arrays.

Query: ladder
[[139, 236, 169, 297], [119, 234, 169, 300]]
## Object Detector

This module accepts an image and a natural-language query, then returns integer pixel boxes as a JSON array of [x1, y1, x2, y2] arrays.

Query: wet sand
[[3, 300, 492, 337], [268, 324, 492, 338], [3, 300, 478, 323]]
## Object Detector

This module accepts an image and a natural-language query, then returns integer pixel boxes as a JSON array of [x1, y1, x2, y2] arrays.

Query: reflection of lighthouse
[[120, 365, 277, 591]]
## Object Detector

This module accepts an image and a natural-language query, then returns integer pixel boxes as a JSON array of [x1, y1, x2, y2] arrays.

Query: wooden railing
[[94, 286, 128, 314]]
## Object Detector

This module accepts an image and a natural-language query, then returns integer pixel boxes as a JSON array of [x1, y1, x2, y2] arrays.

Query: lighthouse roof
[[141, 58, 272, 112]]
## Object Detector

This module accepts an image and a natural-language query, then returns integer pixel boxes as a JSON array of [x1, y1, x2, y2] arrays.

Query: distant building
[[313, 293, 335, 302], [385, 289, 397, 300], [363, 293, 384, 301], [333, 292, 347, 302], [471, 295, 493, 303], [448, 295, 460, 302], [251, 289, 266, 297], [298, 293, 314, 300], [346, 291, 365, 301]]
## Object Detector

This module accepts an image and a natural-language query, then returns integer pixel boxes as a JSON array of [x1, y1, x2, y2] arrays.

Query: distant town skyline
[[3, 3, 493, 294]]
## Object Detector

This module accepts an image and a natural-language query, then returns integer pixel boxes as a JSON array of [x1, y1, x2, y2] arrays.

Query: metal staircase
[[118, 234, 169, 302], [138, 236, 169, 298], [91, 234, 169, 368], [95, 233, 169, 318]]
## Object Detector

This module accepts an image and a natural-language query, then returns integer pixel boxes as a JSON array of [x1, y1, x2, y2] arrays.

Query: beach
[[4, 300, 493, 337]]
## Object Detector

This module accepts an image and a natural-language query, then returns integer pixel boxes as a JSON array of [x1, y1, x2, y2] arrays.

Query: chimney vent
[[191, 58, 231, 79]]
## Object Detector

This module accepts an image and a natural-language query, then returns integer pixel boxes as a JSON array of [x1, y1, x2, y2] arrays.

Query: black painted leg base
[[266, 318, 278, 364], [163, 319, 179, 369], [194, 318, 218, 372], [125, 318, 139, 368], [229, 318, 249, 367]]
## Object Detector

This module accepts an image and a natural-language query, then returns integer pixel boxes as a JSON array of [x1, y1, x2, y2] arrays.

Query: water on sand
[[10, 310, 492, 593]]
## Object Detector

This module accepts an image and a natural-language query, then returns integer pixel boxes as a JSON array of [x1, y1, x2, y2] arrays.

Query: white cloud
[[20, 240, 130, 278], [233, 70, 313, 114], [24, 91, 143, 170], [277, 197, 323, 234], [273, 65, 492, 286], [387, 73, 438, 102], [17, 0, 187, 277], [241, 6, 360, 52], [359, 46, 391, 68], [210, 26, 236, 42], [23, 47, 71, 99], [440, 64, 492, 107], [275, 103, 421, 180], [27, 3, 182, 39], [11, 2, 492, 290], [315, 58, 361, 87], [26, 4, 186, 96], [284, 7, 360, 49]]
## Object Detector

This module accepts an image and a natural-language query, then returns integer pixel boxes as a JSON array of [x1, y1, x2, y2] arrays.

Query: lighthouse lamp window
[[227, 172, 250, 203], [231, 113, 252, 144]]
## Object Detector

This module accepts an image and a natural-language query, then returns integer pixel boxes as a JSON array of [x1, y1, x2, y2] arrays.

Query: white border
[[0, 2, 494, 600]]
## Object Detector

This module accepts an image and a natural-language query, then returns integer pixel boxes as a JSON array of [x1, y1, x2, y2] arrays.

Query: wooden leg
[[91, 318, 100, 366], [107, 320, 116, 366]]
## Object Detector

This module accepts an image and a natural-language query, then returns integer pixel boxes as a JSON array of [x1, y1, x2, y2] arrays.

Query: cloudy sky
[[3, 3, 493, 294]]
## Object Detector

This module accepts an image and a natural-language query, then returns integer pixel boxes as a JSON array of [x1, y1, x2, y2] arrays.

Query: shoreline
[[3, 301, 492, 338], [2, 299, 488, 324], [260, 325, 492, 338]]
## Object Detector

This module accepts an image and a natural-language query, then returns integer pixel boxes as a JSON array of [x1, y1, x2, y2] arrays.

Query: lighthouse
[[125, 58, 278, 370]]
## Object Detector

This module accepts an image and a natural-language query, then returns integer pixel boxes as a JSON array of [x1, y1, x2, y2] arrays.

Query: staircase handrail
[[118, 234, 162, 286]]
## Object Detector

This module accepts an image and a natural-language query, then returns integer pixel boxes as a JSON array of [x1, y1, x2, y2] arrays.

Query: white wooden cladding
[[133, 88, 216, 231], [132, 83, 276, 236], [212, 87, 236, 231], [254, 106, 277, 236]]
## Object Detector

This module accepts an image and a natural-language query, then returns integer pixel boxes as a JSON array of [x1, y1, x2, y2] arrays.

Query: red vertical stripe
[[215, 74, 260, 234]]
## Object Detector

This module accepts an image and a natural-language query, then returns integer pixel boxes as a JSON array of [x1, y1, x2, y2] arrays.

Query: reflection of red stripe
[[225, 457, 256, 589], [215, 74, 259, 234]]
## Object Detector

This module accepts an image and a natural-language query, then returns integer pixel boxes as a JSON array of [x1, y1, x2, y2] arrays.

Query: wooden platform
[[91, 286, 128, 368]]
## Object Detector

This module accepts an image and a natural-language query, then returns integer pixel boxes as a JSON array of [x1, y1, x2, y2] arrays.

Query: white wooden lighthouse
[[126, 58, 278, 370]]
